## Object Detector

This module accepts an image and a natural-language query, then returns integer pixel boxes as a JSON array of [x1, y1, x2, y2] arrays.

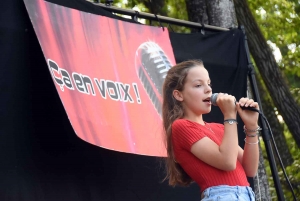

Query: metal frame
[[91, 2, 228, 31], [92, 2, 285, 200]]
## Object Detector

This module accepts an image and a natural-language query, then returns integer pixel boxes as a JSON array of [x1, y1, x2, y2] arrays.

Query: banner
[[24, 0, 176, 156]]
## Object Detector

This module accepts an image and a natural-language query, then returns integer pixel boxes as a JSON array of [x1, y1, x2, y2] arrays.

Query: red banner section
[[24, 0, 176, 156]]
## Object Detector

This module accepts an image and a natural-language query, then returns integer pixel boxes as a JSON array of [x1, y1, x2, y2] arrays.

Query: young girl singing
[[162, 60, 259, 201]]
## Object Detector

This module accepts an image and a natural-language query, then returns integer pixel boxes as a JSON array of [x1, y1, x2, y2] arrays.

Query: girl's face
[[174, 66, 212, 117]]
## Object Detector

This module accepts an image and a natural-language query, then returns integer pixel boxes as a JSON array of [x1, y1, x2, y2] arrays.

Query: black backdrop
[[0, 0, 250, 200]]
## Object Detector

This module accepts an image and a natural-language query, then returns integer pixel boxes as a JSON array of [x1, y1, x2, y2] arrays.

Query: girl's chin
[[198, 108, 211, 115]]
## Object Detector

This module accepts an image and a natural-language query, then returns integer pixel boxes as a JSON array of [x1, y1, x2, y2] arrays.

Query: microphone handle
[[240, 106, 260, 112], [233, 100, 259, 112]]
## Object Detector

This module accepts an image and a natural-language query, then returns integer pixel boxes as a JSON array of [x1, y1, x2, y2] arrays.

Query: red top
[[172, 119, 249, 192]]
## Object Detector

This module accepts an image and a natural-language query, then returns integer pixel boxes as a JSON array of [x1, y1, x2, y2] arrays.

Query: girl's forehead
[[186, 67, 210, 81]]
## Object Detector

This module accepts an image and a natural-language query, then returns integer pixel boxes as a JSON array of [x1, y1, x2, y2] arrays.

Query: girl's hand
[[216, 93, 237, 119], [236, 97, 259, 127]]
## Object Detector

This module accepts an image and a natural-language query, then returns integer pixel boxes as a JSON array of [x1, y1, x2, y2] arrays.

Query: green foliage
[[104, 0, 190, 32], [247, 0, 300, 96]]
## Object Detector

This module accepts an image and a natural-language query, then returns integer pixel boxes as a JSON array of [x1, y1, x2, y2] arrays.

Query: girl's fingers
[[239, 98, 256, 107], [238, 98, 260, 109], [249, 102, 259, 109]]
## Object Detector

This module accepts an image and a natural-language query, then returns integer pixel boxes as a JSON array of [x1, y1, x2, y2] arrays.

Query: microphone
[[211, 93, 259, 112], [210, 93, 219, 107]]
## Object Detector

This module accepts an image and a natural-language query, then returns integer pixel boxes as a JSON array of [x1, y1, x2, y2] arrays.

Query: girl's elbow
[[246, 170, 257, 177]]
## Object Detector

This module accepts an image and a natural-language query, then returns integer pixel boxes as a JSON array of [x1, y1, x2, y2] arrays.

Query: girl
[[162, 60, 259, 201]]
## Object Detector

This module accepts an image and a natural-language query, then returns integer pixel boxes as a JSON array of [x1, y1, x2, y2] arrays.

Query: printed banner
[[24, 0, 176, 156]]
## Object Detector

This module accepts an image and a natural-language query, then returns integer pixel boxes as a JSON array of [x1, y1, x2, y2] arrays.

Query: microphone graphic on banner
[[135, 42, 172, 116]]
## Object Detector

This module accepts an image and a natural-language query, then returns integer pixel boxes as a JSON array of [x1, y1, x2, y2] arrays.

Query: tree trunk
[[185, 0, 208, 25], [233, 0, 300, 148], [185, 0, 271, 200], [255, 146, 272, 200], [205, 0, 237, 28]]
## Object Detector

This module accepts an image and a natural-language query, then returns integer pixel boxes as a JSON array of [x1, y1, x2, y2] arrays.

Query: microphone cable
[[254, 109, 297, 201]]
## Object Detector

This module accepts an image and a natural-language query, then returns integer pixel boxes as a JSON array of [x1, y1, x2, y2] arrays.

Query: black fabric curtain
[[0, 0, 250, 200], [170, 30, 248, 140]]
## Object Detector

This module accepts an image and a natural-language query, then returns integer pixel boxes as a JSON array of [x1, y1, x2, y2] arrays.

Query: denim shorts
[[201, 185, 255, 201]]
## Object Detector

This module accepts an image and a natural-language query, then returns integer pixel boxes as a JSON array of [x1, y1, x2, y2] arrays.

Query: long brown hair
[[162, 60, 204, 186]]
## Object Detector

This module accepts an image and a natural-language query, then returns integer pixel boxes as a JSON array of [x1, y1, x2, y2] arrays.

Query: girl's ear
[[173, 90, 183, 102]]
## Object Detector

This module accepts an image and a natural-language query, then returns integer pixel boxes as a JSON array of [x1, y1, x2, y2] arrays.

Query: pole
[[92, 2, 228, 32], [240, 25, 285, 201]]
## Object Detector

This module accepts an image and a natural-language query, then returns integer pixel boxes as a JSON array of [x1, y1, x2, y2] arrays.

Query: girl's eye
[[209, 83, 212, 87], [196, 84, 201, 87]]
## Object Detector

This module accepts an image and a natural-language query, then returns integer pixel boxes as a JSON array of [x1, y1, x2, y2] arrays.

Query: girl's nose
[[206, 85, 212, 93]]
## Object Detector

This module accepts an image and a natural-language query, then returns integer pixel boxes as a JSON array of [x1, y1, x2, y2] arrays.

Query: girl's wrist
[[223, 114, 236, 120], [243, 125, 261, 138]]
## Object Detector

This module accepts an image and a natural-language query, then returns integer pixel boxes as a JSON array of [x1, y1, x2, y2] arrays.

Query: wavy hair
[[162, 60, 204, 186]]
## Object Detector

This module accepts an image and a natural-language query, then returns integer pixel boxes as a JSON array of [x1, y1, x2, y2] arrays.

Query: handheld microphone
[[210, 93, 259, 112]]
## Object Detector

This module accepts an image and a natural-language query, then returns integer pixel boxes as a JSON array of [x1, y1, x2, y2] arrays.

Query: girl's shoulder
[[172, 119, 199, 128], [173, 119, 224, 129]]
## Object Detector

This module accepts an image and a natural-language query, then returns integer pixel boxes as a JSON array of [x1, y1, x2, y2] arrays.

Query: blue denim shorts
[[201, 185, 255, 201]]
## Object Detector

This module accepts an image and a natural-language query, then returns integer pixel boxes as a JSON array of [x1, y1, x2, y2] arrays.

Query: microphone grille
[[211, 93, 218, 106]]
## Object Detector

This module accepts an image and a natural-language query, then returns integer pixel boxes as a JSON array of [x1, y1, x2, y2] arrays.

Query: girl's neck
[[183, 115, 204, 125]]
